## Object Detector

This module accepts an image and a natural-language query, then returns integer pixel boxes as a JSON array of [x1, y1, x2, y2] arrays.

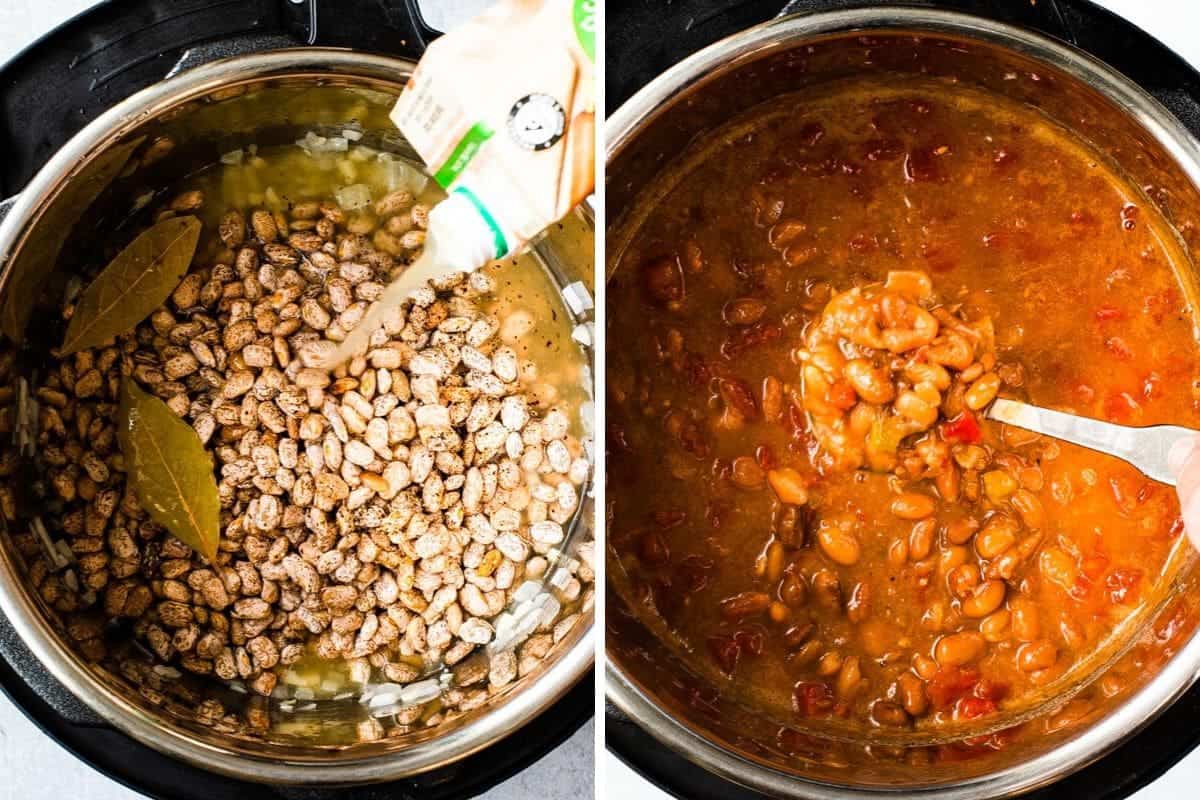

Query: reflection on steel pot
[[0, 49, 594, 785], [606, 8, 1200, 798]]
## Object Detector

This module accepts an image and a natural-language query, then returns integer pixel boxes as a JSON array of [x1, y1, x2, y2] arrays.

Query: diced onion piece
[[220, 148, 244, 165], [379, 153, 429, 195], [297, 130, 348, 155], [335, 183, 373, 211]]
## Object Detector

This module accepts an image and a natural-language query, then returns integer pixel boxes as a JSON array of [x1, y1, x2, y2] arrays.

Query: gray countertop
[[0, 1, 594, 798]]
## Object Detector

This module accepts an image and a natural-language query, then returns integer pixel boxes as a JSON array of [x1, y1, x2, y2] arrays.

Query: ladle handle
[[988, 398, 1198, 487]]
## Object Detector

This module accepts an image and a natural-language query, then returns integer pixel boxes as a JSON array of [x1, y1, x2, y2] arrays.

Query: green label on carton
[[573, 0, 595, 62], [433, 121, 495, 188]]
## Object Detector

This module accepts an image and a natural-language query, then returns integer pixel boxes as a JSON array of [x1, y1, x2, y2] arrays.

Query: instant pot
[[606, 0, 1200, 798], [0, 1, 594, 797]]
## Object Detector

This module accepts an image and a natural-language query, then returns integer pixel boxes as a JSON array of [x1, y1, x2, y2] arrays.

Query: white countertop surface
[[0, 5, 593, 800], [606, 0, 1200, 798]]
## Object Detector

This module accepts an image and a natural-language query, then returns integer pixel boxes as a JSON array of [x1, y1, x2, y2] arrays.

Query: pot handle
[[287, 0, 439, 61]]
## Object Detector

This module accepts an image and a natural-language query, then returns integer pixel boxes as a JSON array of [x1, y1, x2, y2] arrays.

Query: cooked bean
[[783, 622, 815, 650], [811, 570, 841, 609], [935, 464, 960, 502], [961, 579, 1006, 618], [1039, 547, 1078, 592], [938, 545, 968, 576], [731, 456, 765, 489], [892, 493, 936, 520], [927, 332, 974, 369], [835, 655, 863, 699], [912, 654, 938, 681], [944, 515, 979, 545], [982, 470, 1018, 503], [964, 373, 1000, 409], [792, 639, 824, 665], [895, 390, 938, 428], [846, 582, 870, 623], [898, 672, 929, 716], [720, 592, 770, 621], [764, 541, 786, 583], [723, 297, 767, 326], [1010, 489, 1045, 529], [905, 361, 951, 391], [921, 600, 947, 632], [1015, 531, 1044, 561], [871, 700, 910, 726], [844, 358, 895, 404], [817, 650, 844, 676], [954, 445, 989, 470], [1018, 639, 1058, 672], [762, 376, 784, 422], [935, 632, 986, 666], [947, 564, 980, 598], [1060, 618, 1087, 650], [848, 402, 878, 438], [908, 518, 936, 560], [959, 363, 984, 383], [980, 609, 1011, 642], [881, 307, 939, 352], [779, 573, 808, 608], [775, 504, 812, 549], [975, 515, 1018, 559], [988, 551, 1021, 581], [1010, 597, 1041, 642], [767, 468, 809, 505], [817, 522, 861, 566]]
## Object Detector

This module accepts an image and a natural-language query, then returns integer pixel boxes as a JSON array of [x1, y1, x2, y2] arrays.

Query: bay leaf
[[1, 136, 144, 343], [117, 377, 220, 563], [60, 214, 201, 355]]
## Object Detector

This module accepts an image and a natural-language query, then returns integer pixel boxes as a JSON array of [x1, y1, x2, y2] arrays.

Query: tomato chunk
[[957, 696, 997, 720], [1104, 337, 1133, 360], [793, 681, 835, 717], [941, 412, 982, 444], [927, 666, 980, 709], [1106, 567, 1143, 605]]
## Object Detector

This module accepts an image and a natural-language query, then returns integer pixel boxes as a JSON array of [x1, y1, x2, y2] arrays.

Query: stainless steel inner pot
[[0, 49, 594, 785], [606, 8, 1200, 798]]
